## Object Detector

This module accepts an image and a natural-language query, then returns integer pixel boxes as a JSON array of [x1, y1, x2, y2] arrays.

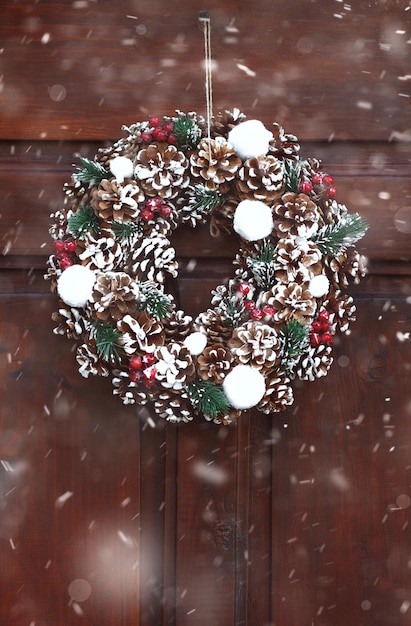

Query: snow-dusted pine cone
[[257, 370, 294, 414], [273, 192, 323, 239], [163, 309, 194, 340], [91, 179, 144, 223], [125, 232, 178, 283], [197, 344, 234, 384], [235, 155, 284, 202], [274, 237, 322, 284], [269, 123, 300, 160], [155, 343, 195, 390], [296, 344, 333, 381], [268, 283, 317, 323], [228, 321, 282, 372], [134, 143, 189, 199], [327, 249, 367, 289], [112, 367, 152, 405], [52, 304, 89, 339], [78, 233, 123, 271], [76, 339, 110, 378], [199, 108, 246, 137], [190, 137, 241, 192], [195, 310, 234, 345], [117, 312, 165, 355], [153, 389, 193, 423], [323, 290, 356, 333], [92, 271, 140, 322]]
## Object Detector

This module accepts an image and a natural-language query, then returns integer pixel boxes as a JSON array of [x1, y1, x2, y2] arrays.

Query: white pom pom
[[183, 332, 207, 355], [222, 364, 266, 410], [57, 265, 96, 308], [308, 274, 330, 298], [110, 156, 134, 183], [233, 200, 274, 241], [228, 120, 273, 159]]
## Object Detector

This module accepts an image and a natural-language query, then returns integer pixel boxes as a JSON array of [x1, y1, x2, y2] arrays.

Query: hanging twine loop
[[198, 11, 213, 156]]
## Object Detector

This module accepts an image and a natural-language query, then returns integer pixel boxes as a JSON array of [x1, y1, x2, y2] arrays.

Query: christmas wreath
[[46, 109, 368, 424]]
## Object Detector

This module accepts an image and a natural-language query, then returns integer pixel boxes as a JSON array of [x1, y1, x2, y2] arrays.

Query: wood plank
[[0, 0, 409, 141]]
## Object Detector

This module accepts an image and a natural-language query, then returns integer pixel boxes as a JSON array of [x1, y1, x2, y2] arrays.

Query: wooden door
[[1, 1, 410, 624]]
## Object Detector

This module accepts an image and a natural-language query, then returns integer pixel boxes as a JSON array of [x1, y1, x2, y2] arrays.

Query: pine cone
[[210, 197, 237, 236], [295, 344, 333, 381], [273, 192, 323, 239], [197, 344, 234, 384], [125, 232, 178, 283], [49, 204, 72, 241], [52, 304, 89, 339], [154, 342, 195, 390], [153, 389, 193, 423], [78, 232, 123, 271], [76, 339, 110, 378], [195, 310, 233, 345], [112, 367, 152, 405], [134, 143, 189, 199], [163, 309, 194, 340], [269, 123, 300, 160], [92, 271, 140, 322], [274, 237, 322, 284], [267, 283, 316, 323], [198, 108, 246, 137], [235, 155, 284, 202], [228, 321, 282, 372], [190, 137, 241, 192], [322, 290, 356, 333], [257, 370, 294, 414], [327, 249, 367, 289], [117, 311, 165, 355], [204, 407, 241, 425], [91, 179, 144, 223]]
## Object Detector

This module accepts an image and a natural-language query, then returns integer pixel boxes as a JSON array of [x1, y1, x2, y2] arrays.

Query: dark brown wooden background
[[1, 1, 410, 624]]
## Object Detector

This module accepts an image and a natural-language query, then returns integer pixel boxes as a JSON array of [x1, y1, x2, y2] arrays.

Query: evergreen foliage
[[187, 379, 230, 420]]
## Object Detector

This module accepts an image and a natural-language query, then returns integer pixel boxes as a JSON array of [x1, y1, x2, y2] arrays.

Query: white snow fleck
[[356, 100, 373, 110], [41, 33, 51, 44], [400, 601, 410, 614], [361, 600, 371, 611], [117, 530, 135, 548], [120, 497, 131, 508], [236, 63, 256, 77], [55, 491, 74, 509], [396, 331, 410, 342], [378, 191, 391, 199]]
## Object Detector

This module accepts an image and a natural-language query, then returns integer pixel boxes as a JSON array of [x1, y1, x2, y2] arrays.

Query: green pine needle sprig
[[173, 115, 201, 151], [284, 159, 302, 193], [112, 221, 142, 243], [312, 213, 368, 255], [90, 322, 123, 363], [187, 380, 230, 420], [281, 319, 309, 366], [188, 184, 225, 215], [73, 155, 110, 187], [246, 240, 277, 289], [139, 283, 172, 320], [68, 205, 100, 239]]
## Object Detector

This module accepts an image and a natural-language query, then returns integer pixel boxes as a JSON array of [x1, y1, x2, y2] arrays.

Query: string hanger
[[198, 11, 213, 151]]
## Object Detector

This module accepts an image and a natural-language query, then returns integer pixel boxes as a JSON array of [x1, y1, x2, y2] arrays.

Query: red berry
[[327, 186, 337, 198], [163, 122, 174, 133], [250, 308, 263, 320], [141, 209, 155, 222], [146, 198, 159, 210], [141, 131, 153, 143], [143, 353, 156, 366], [159, 206, 173, 219], [244, 300, 256, 311], [63, 240, 76, 253], [322, 331, 333, 344], [262, 305, 275, 318], [143, 378, 156, 388], [317, 309, 330, 322], [129, 356, 143, 370], [143, 365, 157, 381], [320, 319, 330, 332], [152, 127, 167, 142], [310, 332, 321, 347], [312, 172, 323, 185], [53, 240, 65, 253], [311, 320, 322, 333], [238, 283, 251, 296], [167, 133, 177, 145], [148, 116, 161, 127], [323, 174, 334, 186], [129, 369, 143, 383], [300, 180, 313, 194], [59, 257, 73, 270]]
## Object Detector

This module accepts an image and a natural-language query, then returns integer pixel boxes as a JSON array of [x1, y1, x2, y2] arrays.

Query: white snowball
[[57, 265, 96, 308], [228, 119, 273, 159], [308, 274, 330, 298], [222, 364, 266, 410], [183, 332, 207, 355], [110, 156, 134, 183], [233, 200, 274, 241]]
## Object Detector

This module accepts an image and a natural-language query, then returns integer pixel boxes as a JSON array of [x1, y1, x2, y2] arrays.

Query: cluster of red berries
[[300, 172, 337, 199], [309, 309, 332, 347], [140, 196, 173, 222], [140, 116, 177, 145], [53, 238, 76, 270], [129, 353, 157, 388], [238, 283, 276, 321]]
